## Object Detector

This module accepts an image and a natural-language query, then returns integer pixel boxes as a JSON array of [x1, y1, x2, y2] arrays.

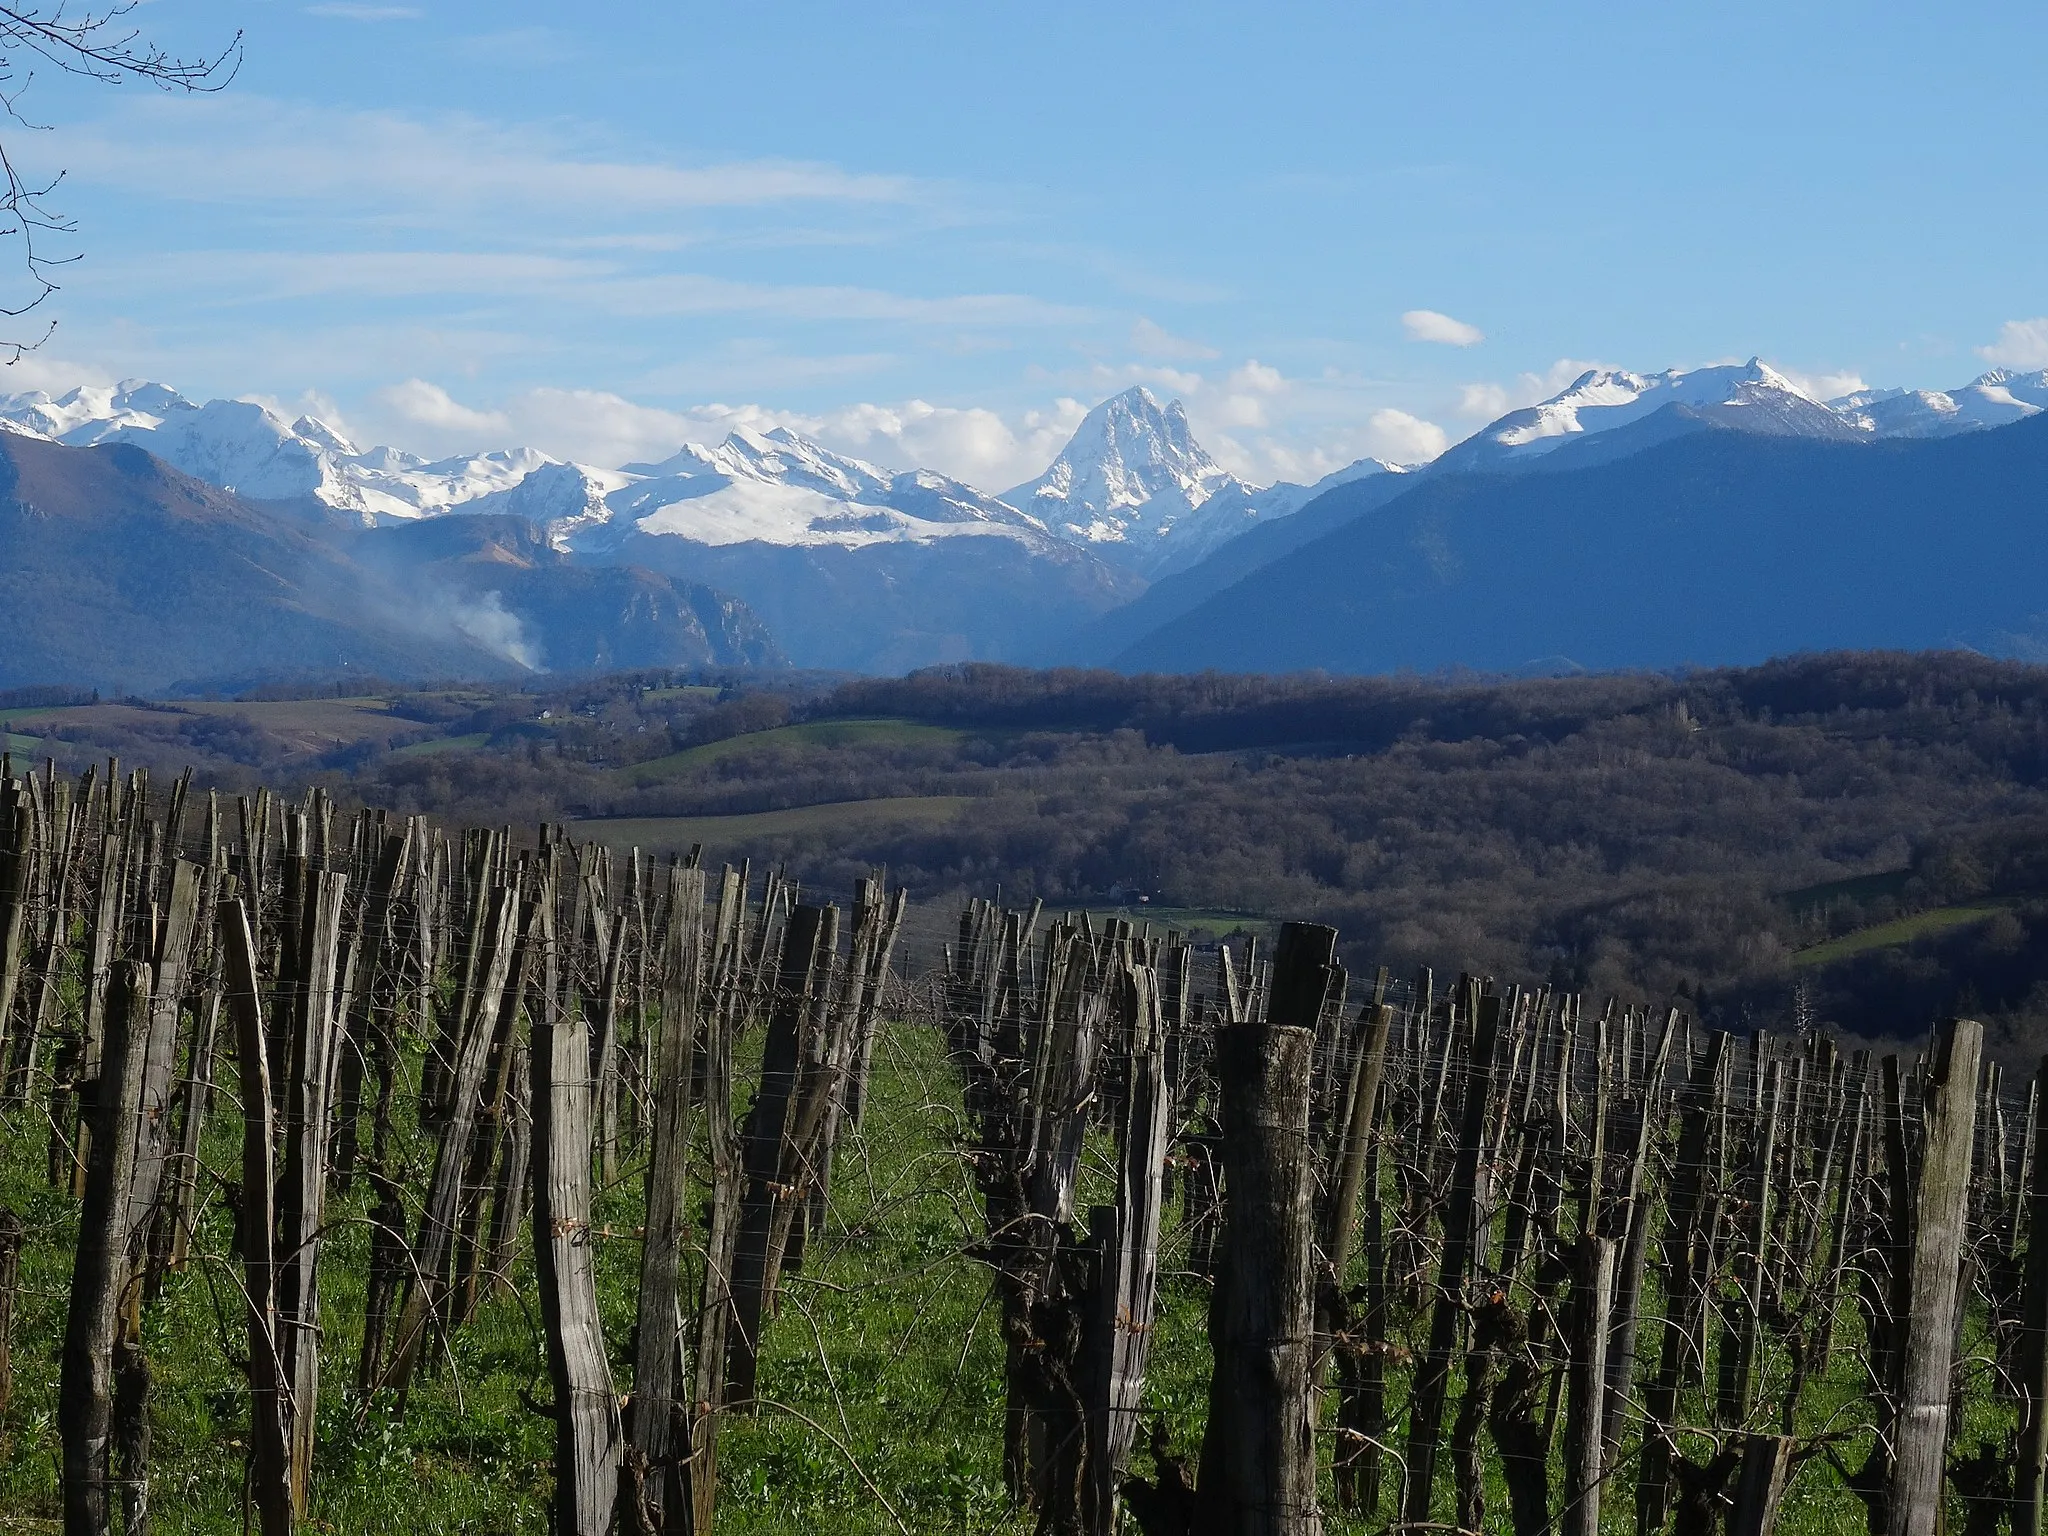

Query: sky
[[2, 0, 2046, 489]]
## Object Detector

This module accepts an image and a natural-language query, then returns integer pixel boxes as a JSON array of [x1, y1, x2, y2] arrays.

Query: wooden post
[[724, 901, 828, 1408], [627, 863, 705, 1532], [1196, 921, 1332, 1536], [1402, 991, 1501, 1528], [0, 785, 32, 1075], [275, 869, 346, 1517], [1084, 987, 1173, 1534], [379, 884, 519, 1401], [2017, 1053, 2048, 1536], [689, 869, 745, 1534], [1728, 1433, 1796, 1536], [0, 1205, 21, 1414], [128, 860, 203, 1290], [530, 894, 624, 1536], [58, 961, 148, 1536], [222, 897, 293, 1536], [1637, 1030, 1728, 1536], [1561, 1233, 1616, 1536], [1887, 1017, 1982, 1536]]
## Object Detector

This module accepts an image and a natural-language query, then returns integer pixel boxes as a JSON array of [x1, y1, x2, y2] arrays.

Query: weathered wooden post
[[530, 894, 624, 1534], [725, 901, 829, 1408], [1402, 987, 1501, 1528], [58, 961, 148, 1536], [1083, 967, 1174, 1535], [1561, 1232, 1616, 1536], [0, 1204, 20, 1414], [222, 897, 294, 1536], [1886, 1016, 1982, 1536], [1196, 922, 1331, 1536], [1727, 1433, 1797, 1536], [0, 783, 33, 1073], [2017, 1053, 2048, 1536], [274, 868, 347, 1517], [378, 884, 519, 1401], [625, 862, 705, 1532]]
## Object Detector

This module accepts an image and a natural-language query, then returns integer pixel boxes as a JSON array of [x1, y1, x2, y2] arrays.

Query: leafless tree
[[0, 2, 240, 358]]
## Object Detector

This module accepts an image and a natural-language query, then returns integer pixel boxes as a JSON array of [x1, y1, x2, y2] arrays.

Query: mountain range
[[3, 355, 2046, 686]]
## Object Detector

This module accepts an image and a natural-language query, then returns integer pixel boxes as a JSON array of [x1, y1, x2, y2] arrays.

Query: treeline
[[14, 650, 2048, 1054], [815, 650, 2048, 773]]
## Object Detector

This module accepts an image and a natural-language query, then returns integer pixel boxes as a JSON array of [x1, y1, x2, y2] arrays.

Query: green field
[[387, 732, 491, 759], [1791, 898, 2016, 966], [1065, 904, 1279, 943], [576, 795, 973, 851], [622, 718, 967, 783], [0, 1018, 1043, 1535]]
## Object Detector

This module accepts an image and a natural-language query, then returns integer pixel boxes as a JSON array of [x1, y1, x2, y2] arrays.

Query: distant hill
[[1112, 413, 2048, 675], [0, 435, 779, 692]]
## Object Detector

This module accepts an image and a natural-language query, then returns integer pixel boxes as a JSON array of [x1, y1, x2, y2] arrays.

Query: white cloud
[[87, 248, 1090, 329], [1777, 367, 1867, 403], [1401, 308, 1485, 347], [1129, 317, 1218, 361], [1979, 319, 2048, 371], [1455, 358, 1610, 420], [377, 379, 513, 439], [0, 352, 115, 397], [357, 380, 1092, 489], [1363, 409, 1448, 464], [57, 97, 921, 215]]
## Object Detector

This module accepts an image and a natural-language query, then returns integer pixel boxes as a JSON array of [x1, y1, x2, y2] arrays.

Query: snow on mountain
[[1439, 361, 2048, 474], [0, 379, 198, 442], [1830, 370, 2048, 439], [1436, 359, 1859, 474], [0, 382, 585, 523], [579, 426, 1054, 553], [1001, 387, 1257, 574]]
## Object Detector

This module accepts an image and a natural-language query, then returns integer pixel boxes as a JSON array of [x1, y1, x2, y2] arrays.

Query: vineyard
[[0, 756, 2043, 1536]]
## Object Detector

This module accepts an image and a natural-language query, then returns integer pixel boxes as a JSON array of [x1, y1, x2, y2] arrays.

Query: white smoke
[[448, 591, 540, 671]]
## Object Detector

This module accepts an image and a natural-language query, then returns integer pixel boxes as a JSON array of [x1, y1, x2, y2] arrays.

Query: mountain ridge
[[1112, 411, 2048, 675]]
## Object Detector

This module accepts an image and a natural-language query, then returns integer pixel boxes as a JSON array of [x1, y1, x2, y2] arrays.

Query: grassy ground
[[621, 720, 967, 785], [1067, 906, 1281, 945], [575, 797, 973, 856], [0, 1000, 1980, 1535], [388, 733, 492, 759], [1791, 899, 2017, 966]]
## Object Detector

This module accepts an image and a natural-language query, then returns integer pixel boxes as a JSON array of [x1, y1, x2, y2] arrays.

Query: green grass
[[387, 732, 491, 759], [575, 796, 973, 852], [1, 733, 43, 759], [1791, 898, 2017, 966], [0, 955, 1980, 1536], [621, 718, 966, 783], [1064, 905, 1280, 943]]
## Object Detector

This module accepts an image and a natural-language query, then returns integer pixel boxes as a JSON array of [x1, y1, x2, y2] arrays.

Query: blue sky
[[9, 0, 2048, 487]]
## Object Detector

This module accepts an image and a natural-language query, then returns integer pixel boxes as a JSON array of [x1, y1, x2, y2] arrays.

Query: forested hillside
[[11, 650, 2048, 1056]]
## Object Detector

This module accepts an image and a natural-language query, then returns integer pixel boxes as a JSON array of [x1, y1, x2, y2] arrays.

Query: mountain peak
[[1001, 385, 1247, 575]]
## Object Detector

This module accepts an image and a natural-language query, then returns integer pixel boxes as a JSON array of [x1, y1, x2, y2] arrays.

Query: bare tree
[[0, 3, 239, 358]]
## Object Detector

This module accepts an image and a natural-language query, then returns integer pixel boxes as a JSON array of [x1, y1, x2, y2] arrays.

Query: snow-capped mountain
[[1441, 360, 2048, 475], [1436, 359, 1858, 474], [573, 426, 1055, 553], [0, 382, 576, 521], [1829, 370, 2048, 439], [1002, 387, 1282, 576], [0, 379, 1395, 583]]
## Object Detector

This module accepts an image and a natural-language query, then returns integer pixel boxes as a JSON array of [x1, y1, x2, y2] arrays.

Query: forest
[[8, 650, 2048, 1057]]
